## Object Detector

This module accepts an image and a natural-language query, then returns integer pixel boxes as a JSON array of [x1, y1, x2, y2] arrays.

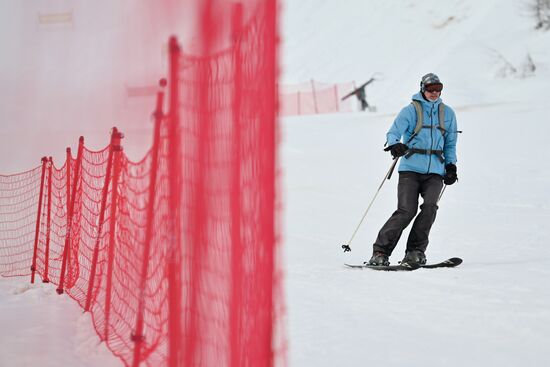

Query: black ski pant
[[373, 171, 443, 256]]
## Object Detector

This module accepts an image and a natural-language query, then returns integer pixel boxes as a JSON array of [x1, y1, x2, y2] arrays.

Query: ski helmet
[[420, 73, 443, 92]]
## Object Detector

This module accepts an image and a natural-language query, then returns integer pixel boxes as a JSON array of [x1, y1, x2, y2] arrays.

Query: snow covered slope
[[2, 0, 550, 366], [280, 0, 550, 366], [0, 279, 122, 367], [281, 0, 550, 111]]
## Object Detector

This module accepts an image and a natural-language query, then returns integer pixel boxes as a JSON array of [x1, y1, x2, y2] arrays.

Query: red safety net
[[0, 0, 284, 366], [0, 166, 42, 277], [279, 80, 356, 116]]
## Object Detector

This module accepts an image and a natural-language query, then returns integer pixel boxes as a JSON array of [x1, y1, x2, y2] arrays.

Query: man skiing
[[368, 73, 458, 266], [356, 85, 369, 111], [341, 78, 375, 111]]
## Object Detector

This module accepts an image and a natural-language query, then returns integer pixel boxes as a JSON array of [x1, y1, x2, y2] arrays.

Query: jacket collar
[[412, 91, 441, 109]]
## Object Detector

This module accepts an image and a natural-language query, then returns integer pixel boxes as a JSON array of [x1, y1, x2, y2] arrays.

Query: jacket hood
[[412, 92, 441, 108]]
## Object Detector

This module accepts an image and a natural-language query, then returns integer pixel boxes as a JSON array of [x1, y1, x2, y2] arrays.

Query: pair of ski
[[345, 257, 462, 271]]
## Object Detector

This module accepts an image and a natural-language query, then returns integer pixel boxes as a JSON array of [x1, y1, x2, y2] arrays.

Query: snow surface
[[0, 278, 123, 367], [2, 0, 550, 366]]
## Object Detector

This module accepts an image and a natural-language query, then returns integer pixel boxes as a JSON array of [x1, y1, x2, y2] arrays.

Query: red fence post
[[297, 91, 301, 115], [264, 0, 278, 361], [84, 129, 117, 312], [167, 35, 183, 367], [57, 137, 84, 294], [66, 148, 72, 228], [43, 157, 53, 283], [311, 79, 318, 114], [65, 148, 72, 275], [131, 81, 165, 367], [230, 4, 243, 367], [334, 84, 340, 112], [30, 157, 48, 284], [103, 128, 124, 340]]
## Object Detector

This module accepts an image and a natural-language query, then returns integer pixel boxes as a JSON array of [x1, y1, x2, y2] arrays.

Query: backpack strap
[[411, 100, 423, 135], [405, 148, 445, 163]]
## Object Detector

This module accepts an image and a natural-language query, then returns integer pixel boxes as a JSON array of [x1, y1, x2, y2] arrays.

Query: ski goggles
[[424, 84, 443, 93]]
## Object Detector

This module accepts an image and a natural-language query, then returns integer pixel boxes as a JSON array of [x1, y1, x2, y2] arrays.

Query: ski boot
[[400, 250, 426, 266], [367, 251, 390, 266]]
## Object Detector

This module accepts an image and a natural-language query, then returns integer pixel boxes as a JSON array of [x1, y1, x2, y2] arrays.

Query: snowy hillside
[[2, 0, 550, 366], [281, 0, 550, 111]]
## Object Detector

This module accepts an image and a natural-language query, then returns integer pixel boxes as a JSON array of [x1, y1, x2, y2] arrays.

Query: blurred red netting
[[0, 1, 284, 367]]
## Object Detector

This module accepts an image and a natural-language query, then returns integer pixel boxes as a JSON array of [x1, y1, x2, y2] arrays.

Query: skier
[[368, 73, 458, 266], [356, 85, 369, 111], [341, 78, 375, 111]]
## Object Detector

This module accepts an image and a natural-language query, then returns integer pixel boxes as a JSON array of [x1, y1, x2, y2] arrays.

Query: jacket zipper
[[427, 104, 434, 174]]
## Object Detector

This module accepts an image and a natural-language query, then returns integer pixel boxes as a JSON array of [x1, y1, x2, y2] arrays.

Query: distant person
[[341, 78, 375, 112], [356, 86, 368, 111], [368, 73, 458, 266]]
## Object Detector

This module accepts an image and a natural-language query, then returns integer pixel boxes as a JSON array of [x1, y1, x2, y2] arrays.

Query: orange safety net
[[0, 0, 284, 366]]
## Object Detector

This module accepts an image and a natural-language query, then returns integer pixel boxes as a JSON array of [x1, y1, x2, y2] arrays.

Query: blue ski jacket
[[386, 92, 458, 176]]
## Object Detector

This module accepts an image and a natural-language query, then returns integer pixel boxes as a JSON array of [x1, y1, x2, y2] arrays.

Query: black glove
[[384, 143, 408, 158], [443, 163, 458, 185]]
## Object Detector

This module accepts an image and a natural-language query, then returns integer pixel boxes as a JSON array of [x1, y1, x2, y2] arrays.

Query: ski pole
[[341, 158, 399, 252], [437, 184, 447, 203]]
